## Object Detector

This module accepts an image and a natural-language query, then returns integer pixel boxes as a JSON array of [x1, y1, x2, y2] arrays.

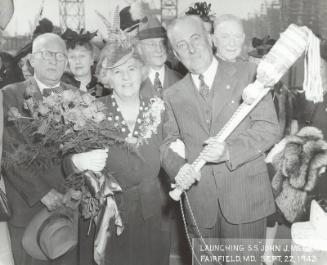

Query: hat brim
[[13, 42, 32, 63], [22, 208, 53, 260], [105, 48, 135, 69], [137, 27, 166, 40], [22, 208, 77, 260]]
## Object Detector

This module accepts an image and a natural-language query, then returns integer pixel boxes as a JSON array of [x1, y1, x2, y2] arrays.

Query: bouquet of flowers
[[3, 86, 125, 220]]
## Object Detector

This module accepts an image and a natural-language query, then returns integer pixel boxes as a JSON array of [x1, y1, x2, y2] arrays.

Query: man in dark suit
[[1, 33, 77, 265], [137, 16, 183, 264], [137, 16, 181, 99], [160, 15, 280, 264]]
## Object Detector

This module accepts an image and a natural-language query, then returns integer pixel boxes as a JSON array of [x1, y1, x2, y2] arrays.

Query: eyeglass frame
[[32, 50, 67, 62]]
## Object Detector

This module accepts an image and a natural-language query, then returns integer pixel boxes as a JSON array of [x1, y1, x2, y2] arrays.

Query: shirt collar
[[34, 75, 60, 94], [191, 57, 218, 91], [148, 65, 165, 85]]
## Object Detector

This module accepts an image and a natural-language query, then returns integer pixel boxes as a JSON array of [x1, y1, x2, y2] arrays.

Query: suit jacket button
[[231, 100, 235, 104], [226, 85, 230, 89]]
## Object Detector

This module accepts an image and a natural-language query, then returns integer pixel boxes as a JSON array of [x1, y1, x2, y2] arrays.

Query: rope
[[303, 30, 323, 103], [180, 191, 222, 265]]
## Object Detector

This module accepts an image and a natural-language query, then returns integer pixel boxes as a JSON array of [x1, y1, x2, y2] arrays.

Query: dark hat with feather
[[61, 28, 97, 50], [185, 1, 215, 22], [119, 1, 150, 32]]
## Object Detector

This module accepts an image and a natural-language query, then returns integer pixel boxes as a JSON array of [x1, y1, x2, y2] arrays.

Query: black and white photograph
[[0, 0, 327, 264]]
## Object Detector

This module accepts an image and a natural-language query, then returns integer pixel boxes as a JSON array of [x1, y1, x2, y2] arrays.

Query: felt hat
[[98, 43, 134, 70], [22, 207, 78, 260], [137, 16, 166, 40], [120, 6, 141, 32]]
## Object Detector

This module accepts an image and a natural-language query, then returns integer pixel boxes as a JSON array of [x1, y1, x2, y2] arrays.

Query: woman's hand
[[72, 148, 109, 172]]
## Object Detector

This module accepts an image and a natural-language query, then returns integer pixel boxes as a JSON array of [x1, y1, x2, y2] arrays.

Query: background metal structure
[[59, 0, 86, 31]]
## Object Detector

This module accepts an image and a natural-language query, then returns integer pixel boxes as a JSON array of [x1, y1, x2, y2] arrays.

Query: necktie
[[199, 74, 209, 98], [153, 72, 163, 97]]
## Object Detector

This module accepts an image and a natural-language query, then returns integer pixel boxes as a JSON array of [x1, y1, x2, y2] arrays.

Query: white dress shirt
[[191, 57, 218, 91], [34, 75, 60, 94]]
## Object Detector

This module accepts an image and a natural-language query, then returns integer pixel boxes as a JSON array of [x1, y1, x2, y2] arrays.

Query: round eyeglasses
[[33, 50, 67, 62]]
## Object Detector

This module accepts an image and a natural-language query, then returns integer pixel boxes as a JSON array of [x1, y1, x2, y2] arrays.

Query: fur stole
[[269, 126, 327, 223]]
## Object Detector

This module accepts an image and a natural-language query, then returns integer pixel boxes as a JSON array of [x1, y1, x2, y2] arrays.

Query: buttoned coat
[[160, 60, 280, 228]]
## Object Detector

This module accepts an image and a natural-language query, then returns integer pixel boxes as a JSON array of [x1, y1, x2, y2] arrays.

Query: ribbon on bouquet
[[169, 24, 324, 201], [82, 171, 124, 265]]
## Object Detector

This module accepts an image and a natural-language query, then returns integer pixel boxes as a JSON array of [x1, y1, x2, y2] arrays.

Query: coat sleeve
[[226, 75, 281, 170], [1, 86, 53, 207], [160, 94, 186, 181]]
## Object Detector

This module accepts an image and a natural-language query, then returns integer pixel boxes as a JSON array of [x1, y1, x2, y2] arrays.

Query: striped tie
[[154, 72, 163, 97], [199, 74, 209, 98]]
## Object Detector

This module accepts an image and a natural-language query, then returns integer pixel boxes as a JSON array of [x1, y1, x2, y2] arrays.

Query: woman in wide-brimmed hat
[[64, 40, 170, 265]]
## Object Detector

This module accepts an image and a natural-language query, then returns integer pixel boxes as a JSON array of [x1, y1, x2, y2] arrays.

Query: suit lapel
[[163, 65, 170, 90], [25, 78, 42, 101], [211, 61, 238, 122]]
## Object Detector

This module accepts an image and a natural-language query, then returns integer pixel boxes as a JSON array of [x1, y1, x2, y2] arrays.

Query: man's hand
[[170, 139, 186, 159], [41, 189, 64, 211], [174, 164, 200, 191], [72, 148, 108, 172], [199, 137, 229, 164]]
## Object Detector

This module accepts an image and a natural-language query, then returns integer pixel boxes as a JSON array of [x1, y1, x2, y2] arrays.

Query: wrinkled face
[[138, 38, 167, 69], [18, 54, 33, 80], [100, 57, 142, 98], [170, 19, 213, 74], [213, 20, 245, 61], [30, 40, 67, 85], [67, 45, 93, 78]]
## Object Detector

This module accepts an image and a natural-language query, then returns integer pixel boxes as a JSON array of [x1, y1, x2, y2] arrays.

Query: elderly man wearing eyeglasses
[[136, 16, 181, 99], [1, 33, 78, 265]]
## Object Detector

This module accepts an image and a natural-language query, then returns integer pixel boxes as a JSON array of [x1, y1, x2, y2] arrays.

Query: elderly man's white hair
[[167, 15, 208, 45], [213, 14, 244, 32], [32, 33, 67, 53]]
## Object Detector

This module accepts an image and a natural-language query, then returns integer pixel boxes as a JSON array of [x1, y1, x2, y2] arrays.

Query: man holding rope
[[160, 15, 280, 264]]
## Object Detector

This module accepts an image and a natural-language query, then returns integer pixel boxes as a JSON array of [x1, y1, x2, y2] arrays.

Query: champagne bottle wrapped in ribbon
[[170, 24, 324, 201]]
